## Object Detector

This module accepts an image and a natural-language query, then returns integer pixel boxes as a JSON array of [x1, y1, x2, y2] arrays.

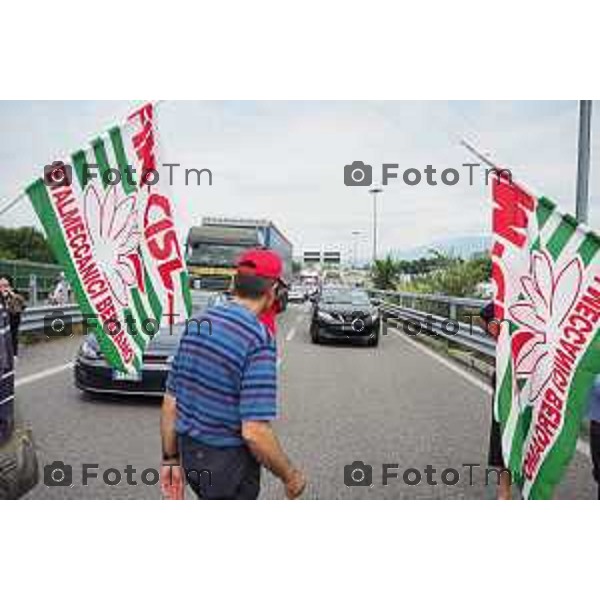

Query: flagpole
[[575, 100, 592, 224], [460, 139, 505, 172], [0, 192, 26, 219], [0, 100, 166, 220]]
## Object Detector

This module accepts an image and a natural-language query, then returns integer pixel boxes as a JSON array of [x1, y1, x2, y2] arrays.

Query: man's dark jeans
[[180, 435, 261, 500], [591, 420, 600, 500]]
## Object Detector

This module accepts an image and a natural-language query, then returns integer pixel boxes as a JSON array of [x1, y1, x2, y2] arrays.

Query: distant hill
[[394, 235, 491, 260]]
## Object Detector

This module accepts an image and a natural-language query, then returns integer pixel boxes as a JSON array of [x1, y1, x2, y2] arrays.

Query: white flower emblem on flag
[[84, 184, 140, 306], [509, 250, 583, 404]]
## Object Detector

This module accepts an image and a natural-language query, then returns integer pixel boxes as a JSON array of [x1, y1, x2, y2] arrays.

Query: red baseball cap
[[236, 249, 284, 283]]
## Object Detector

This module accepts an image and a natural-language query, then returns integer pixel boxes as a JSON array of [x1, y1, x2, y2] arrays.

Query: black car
[[310, 287, 380, 346], [74, 291, 225, 398]]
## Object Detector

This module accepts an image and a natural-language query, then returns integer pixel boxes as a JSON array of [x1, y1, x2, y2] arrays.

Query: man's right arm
[[241, 421, 305, 499], [239, 341, 306, 499]]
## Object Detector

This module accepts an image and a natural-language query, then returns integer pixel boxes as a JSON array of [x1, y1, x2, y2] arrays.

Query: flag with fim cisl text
[[26, 103, 192, 374], [492, 174, 600, 499]]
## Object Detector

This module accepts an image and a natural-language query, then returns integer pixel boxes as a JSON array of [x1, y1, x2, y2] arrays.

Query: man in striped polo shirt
[[160, 249, 306, 500]]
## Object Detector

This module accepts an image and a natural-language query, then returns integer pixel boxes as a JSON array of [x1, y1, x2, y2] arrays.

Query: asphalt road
[[16, 303, 597, 500]]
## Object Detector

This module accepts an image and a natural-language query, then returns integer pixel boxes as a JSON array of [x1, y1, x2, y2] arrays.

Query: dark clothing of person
[[488, 419, 505, 468], [0, 304, 14, 444], [487, 371, 505, 468], [590, 421, 600, 500], [585, 377, 600, 499], [8, 313, 20, 357], [180, 434, 260, 500], [480, 301, 495, 323], [480, 303, 505, 469]]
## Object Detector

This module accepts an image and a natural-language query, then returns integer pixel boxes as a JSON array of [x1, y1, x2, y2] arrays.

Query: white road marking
[[15, 362, 73, 388], [389, 329, 592, 459], [285, 327, 296, 342]]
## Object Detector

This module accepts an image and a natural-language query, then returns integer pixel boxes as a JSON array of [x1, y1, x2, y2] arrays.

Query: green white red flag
[[26, 103, 192, 374], [492, 175, 600, 499]]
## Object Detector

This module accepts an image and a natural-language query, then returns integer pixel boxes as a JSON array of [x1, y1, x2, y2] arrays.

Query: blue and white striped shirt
[[166, 302, 277, 447]]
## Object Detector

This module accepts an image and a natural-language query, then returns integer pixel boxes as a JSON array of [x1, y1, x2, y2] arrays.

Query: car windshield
[[321, 289, 370, 305]]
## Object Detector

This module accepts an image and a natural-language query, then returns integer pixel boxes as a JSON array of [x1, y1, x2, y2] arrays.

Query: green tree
[[0, 226, 57, 263], [396, 250, 450, 276], [371, 255, 399, 289], [423, 253, 491, 296], [398, 250, 491, 296]]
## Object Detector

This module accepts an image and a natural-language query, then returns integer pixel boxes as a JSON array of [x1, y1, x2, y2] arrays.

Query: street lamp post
[[576, 100, 593, 224], [351, 230, 362, 268], [369, 187, 383, 264]]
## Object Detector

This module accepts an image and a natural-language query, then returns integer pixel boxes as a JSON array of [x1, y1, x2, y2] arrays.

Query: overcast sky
[[1, 100, 598, 261]]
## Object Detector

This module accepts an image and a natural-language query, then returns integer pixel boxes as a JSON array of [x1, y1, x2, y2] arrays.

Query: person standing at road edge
[[0, 277, 26, 358], [586, 375, 600, 499], [480, 302, 513, 500], [160, 249, 306, 499]]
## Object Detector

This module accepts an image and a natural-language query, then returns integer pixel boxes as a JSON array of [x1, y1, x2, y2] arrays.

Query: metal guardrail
[[369, 289, 496, 357], [20, 304, 83, 334], [19, 292, 497, 358]]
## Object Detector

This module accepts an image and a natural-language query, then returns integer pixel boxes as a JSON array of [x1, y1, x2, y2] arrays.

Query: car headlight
[[317, 310, 337, 323], [80, 339, 101, 360]]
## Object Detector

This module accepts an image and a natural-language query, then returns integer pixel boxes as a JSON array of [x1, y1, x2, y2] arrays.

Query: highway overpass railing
[[369, 289, 496, 358]]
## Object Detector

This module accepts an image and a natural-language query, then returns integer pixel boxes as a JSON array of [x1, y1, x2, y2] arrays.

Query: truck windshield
[[189, 243, 248, 266]]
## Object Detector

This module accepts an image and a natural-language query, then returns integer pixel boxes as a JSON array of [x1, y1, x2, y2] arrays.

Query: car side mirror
[[371, 298, 381, 306]]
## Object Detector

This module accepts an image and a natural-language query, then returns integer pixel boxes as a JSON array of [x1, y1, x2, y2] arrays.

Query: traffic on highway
[[8, 289, 597, 500], [2, 100, 600, 501]]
